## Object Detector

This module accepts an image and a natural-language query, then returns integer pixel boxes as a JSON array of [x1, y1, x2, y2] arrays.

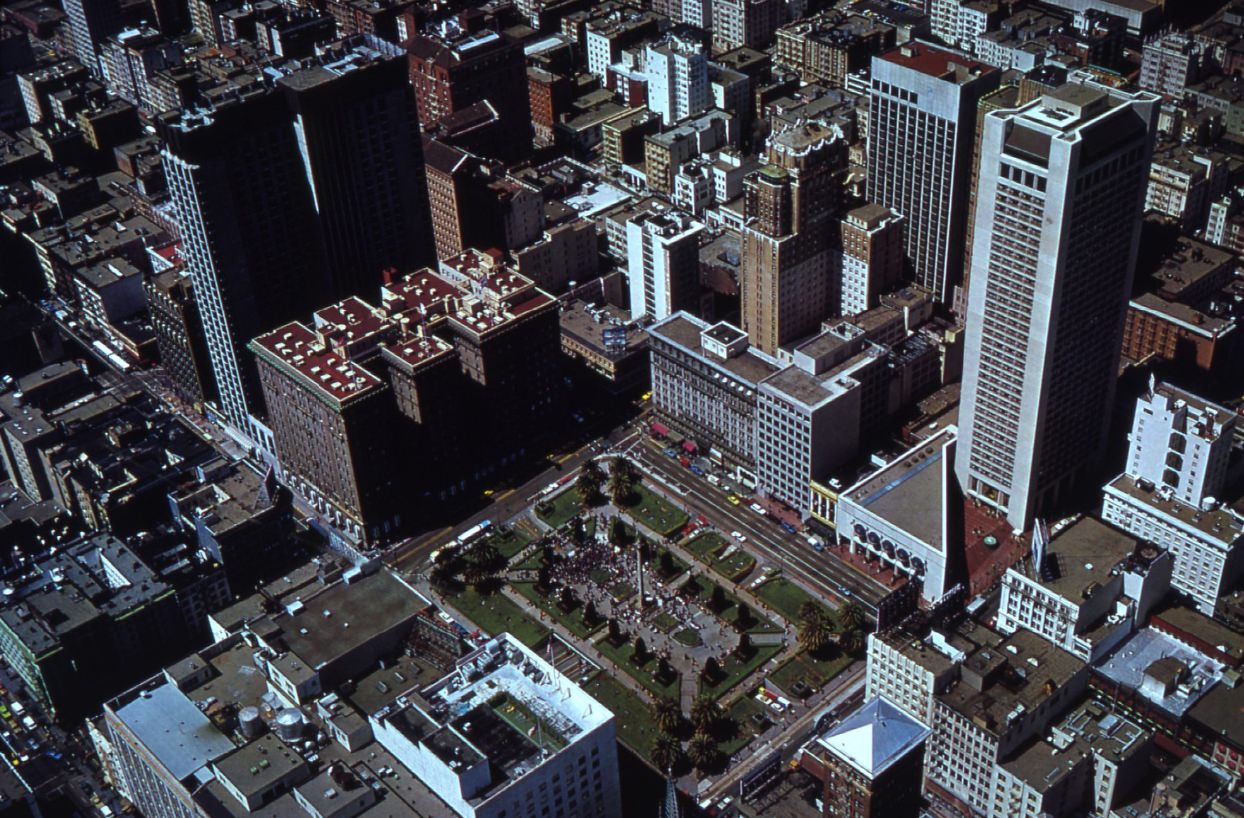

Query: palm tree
[[687, 732, 717, 771], [690, 695, 720, 734], [651, 732, 682, 772], [609, 458, 637, 505], [839, 600, 865, 633], [577, 461, 605, 507], [839, 627, 866, 656], [798, 609, 834, 655], [652, 697, 682, 734], [798, 601, 822, 626]]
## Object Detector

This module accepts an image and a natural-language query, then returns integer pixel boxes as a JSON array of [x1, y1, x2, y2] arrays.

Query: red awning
[[682, 440, 697, 453], [650, 421, 670, 436]]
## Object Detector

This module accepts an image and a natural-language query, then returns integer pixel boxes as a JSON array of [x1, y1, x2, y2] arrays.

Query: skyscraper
[[161, 40, 433, 445], [741, 122, 845, 354], [956, 81, 1158, 530], [160, 88, 330, 445], [63, 0, 121, 76], [867, 43, 999, 305], [277, 38, 433, 297]]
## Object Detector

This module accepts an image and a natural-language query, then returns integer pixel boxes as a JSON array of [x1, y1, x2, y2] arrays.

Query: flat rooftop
[[1095, 628, 1224, 718], [877, 42, 996, 83], [250, 321, 384, 406], [1025, 516, 1141, 601], [270, 571, 425, 671], [1104, 474, 1243, 546], [109, 683, 235, 783], [939, 630, 1085, 735], [649, 314, 781, 386], [212, 734, 308, 802], [843, 429, 954, 552]]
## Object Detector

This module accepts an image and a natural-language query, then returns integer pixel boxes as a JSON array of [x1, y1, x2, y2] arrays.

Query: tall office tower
[[63, 0, 122, 76], [840, 203, 905, 316], [645, 35, 710, 125], [741, 122, 845, 354], [277, 39, 433, 297], [626, 208, 704, 322], [160, 89, 331, 444], [710, 0, 784, 53], [956, 82, 1158, 531], [867, 44, 1000, 305], [407, 29, 532, 161]]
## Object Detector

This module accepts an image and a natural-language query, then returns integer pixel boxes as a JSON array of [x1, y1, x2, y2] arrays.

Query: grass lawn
[[449, 587, 547, 647], [754, 577, 832, 625], [711, 550, 756, 583], [513, 551, 544, 572], [594, 636, 680, 698], [622, 484, 689, 538], [584, 675, 659, 764], [650, 612, 680, 633], [536, 490, 582, 529], [590, 568, 611, 585], [483, 527, 533, 561], [686, 532, 727, 561], [698, 644, 782, 700], [511, 581, 602, 640], [673, 628, 702, 647], [767, 651, 853, 698], [720, 695, 770, 756], [610, 581, 636, 602]]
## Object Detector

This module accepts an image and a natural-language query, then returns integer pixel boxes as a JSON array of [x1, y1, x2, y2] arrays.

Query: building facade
[[956, 82, 1158, 531], [867, 44, 999, 305]]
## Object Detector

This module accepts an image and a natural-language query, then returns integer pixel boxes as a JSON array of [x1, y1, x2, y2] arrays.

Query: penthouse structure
[[1102, 382, 1243, 615], [372, 634, 622, 818], [997, 517, 1172, 662]]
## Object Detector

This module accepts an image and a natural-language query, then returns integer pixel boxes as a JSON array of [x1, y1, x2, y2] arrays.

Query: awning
[[682, 440, 698, 453], [650, 421, 670, 436]]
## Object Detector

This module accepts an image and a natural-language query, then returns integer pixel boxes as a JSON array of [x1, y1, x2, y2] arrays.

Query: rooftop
[[939, 630, 1085, 735], [815, 697, 929, 779], [1104, 474, 1244, 546], [250, 322, 384, 407], [1019, 516, 1143, 602], [1095, 628, 1224, 718], [108, 682, 236, 783], [843, 428, 956, 553], [265, 570, 426, 673], [877, 42, 996, 83], [649, 313, 781, 386], [212, 734, 309, 801]]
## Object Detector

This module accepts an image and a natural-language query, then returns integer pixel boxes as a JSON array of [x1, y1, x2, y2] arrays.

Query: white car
[[749, 502, 768, 515], [730, 531, 747, 542]]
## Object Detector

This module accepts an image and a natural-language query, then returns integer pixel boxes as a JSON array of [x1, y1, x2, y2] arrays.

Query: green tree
[[687, 732, 718, 771], [709, 584, 727, 613], [690, 695, 720, 734], [734, 601, 753, 632], [609, 458, 638, 505], [583, 600, 600, 626], [735, 632, 753, 658], [798, 607, 834, 655], [652, 696, 681, 734], [839, 600, 865, 633], [579, 461, 606, 502], [839, 627, 866, 656], [658, 550, 676, 576], [651, 732, 682, 772], [632, 637, 649, 664], [701, 656, 721, 683]]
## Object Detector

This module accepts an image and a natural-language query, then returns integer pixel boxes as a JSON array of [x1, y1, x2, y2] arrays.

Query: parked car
[[749, 502, 768, 515], [730, 531, 747, 542]]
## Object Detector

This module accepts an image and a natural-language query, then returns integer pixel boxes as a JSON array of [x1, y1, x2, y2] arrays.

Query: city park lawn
[[447, 586, 548, 648], [767, 650, 853, 698], [620, 484, 689, 537]]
